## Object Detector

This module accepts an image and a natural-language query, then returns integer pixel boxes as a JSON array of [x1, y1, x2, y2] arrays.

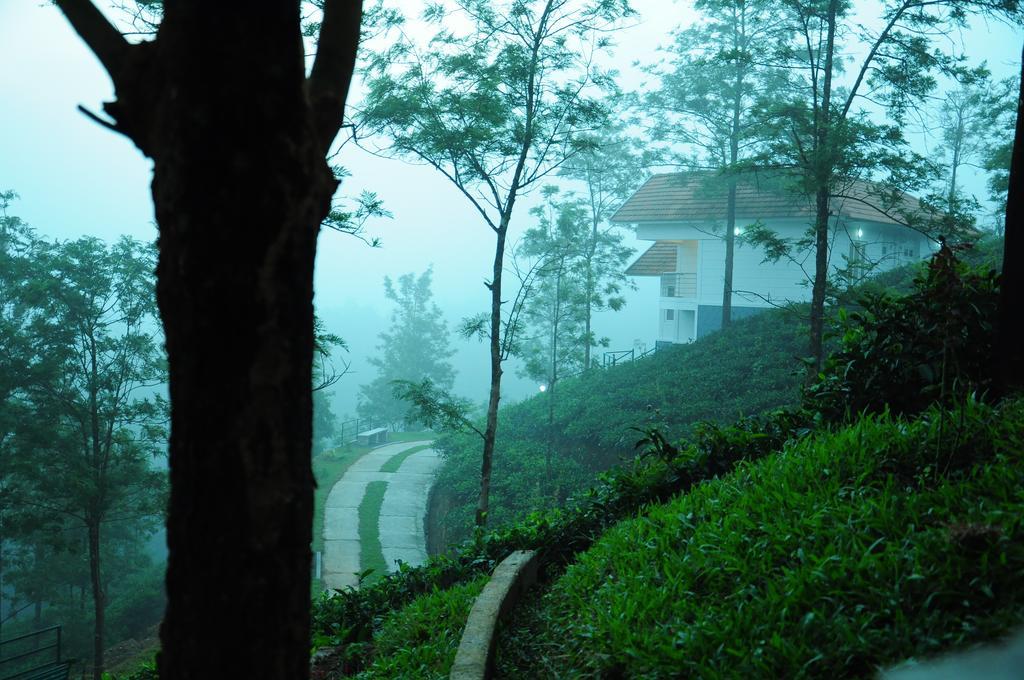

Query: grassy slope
[[494, 400, 1024, 677], [433, 306, 808, 544], [354, 576, 488, 679]]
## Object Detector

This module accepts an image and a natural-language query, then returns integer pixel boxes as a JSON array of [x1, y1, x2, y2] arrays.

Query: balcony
[[660, 272, 697, 299]]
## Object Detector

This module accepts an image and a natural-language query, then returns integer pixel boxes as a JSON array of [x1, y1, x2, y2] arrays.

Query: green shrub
[[806, 244, 1000, 422]]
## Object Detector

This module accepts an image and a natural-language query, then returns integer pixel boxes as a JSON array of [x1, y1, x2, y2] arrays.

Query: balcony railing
[[660, 272, 697, 299]]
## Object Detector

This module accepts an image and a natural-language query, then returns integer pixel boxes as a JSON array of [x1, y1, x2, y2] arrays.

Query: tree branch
[[309, 0, 365, 154], [54, 0, 131, 82]]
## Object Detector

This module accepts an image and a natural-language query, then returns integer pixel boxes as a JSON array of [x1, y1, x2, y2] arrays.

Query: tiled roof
[[625, 242, 677, 276], [611, 172, 922, 226]]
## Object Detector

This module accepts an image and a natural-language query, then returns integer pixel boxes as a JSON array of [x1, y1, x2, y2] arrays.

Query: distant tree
[[558, 126, 645, 365], [518, 197, 591, 387], [12, 236, 166, 679], [644, 0, 790, 327], [0, 190, 42, 642], [983, 73, 1023, 227], [358, 0, 634, 525], [52, 1, 364, 675], [937, 70, 992, 210], [358, 268, 455, 430], [516, 196, 590, 485]]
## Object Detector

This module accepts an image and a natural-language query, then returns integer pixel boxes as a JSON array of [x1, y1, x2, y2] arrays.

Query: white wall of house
[[636, 216, 933, 344], [639, 217, 932, 310]]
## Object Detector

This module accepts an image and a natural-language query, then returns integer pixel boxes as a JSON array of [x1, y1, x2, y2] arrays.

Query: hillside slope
[[431, 306, 808, 545], [495, 399, 1024, 677]]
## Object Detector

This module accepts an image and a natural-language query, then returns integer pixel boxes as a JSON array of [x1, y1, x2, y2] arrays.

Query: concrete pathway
[[321, 440, 442, 591]]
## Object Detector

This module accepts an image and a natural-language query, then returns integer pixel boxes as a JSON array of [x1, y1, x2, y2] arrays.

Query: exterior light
[[539, 384, 547, 393], [856, 228, 864, 239], [734, 227, 741, 236]]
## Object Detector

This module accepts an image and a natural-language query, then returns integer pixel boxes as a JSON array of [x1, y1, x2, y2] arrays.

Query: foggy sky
[[0, 1, 1019, 415]]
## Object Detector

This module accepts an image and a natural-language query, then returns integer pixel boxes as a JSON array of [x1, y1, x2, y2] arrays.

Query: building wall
[[638, 217, 932, 345]]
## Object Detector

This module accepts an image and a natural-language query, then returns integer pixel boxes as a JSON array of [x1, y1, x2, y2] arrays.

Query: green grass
[[433, 307, 808, 547], [355, 575, 488, 679], [495, 399, 1024, 678], [358, 480, 389, 584], [380, 443, 433, 473]]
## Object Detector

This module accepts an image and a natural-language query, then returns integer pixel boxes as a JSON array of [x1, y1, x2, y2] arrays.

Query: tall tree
[[15, 237, 166, 679], [52, 1, 364, 676], [645, 0, 789, 327], [937, 70, 991, 210], [517, 196, 590, 485], [358, 0, 634, 526], [770, 0, 1020, 371], [358, 268, 456, 429]]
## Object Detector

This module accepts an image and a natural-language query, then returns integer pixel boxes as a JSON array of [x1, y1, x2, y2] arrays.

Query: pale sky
[[0, 1, 1019, 415]]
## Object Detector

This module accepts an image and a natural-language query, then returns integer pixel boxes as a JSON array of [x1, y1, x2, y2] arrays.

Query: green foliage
[[643, 0, 790, 170], [358, 269, 455, 429], [806, 244, 1000, 421], [496, 399, 1024, 677], [981, 73, 1021, 226], [0, 202, 167, 673], [354, 576, 488, 679], [310, 395, 804, 674], [358, 481, 389, 584], [392, 378, 483, 440], [433, 307, 807, 544], [516, 189, 635, 382]]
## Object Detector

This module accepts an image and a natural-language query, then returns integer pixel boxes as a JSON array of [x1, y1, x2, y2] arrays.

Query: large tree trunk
[[995, 44, 1024, 395], [153, 9, 334, 677], [86, 521, 104, 680], [56, 2, 361, 676]]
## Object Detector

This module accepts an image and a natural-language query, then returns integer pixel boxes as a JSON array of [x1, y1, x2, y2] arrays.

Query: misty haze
[[1, 0, 1023, 678]]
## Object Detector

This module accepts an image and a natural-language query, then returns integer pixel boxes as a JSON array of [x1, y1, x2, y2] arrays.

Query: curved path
[[321, 440, 441, 591]]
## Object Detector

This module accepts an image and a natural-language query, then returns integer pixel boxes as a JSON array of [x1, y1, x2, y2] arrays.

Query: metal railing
[[0, 626, 68, 680], [335, 418, 385, 446], [660, 272, 697, 299]]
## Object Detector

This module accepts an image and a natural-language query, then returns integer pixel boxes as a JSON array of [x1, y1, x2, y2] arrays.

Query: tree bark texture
[[478, 224, 508, 526], [55, 2, 362, 677], [995, 44, 1024, 395]]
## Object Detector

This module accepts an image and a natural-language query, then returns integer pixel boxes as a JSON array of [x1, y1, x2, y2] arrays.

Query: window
[[665, 309, 675, 321]]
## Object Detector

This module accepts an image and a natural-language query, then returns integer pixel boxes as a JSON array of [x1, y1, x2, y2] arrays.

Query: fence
[[0, 626, 69, 680], [335, 418, 386, 446]]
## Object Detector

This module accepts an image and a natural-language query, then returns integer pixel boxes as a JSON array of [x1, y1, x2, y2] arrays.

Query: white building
[[612, 172, 933, 345]]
